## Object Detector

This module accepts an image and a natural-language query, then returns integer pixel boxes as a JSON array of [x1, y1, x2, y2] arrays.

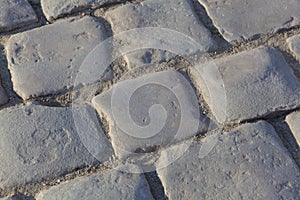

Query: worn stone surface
[[198, 0, 300, 42], [0, 0, 37, 32], [190, 46, 300, 123], [36, 170, 154, 200], [41, 0, 123, 21], [287, 34, 300, 60], [105, 0, 214, 68], [0, 104, 113, 189], [157, 121, 300, 200], [6, 16, 107, 100], [0, 79, 8, 106], [286, 111, 300, 146], [93, 70, 209, 158]]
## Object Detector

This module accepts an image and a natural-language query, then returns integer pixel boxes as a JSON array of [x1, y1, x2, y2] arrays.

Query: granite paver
[[41, 0, 124, 21], [0, 104, 112, 189], [157, 121, 300, 199], [286, 111, 300, 146], [36, 170, 154, 200], [105, 0, 214, 68], [93, 70, 208, 158], [190, 46, 300, 123], [287, 34, 300, 60], [6, 16, 107, 100], [0, 0, 37, 32], [198, 0, 300, 42]]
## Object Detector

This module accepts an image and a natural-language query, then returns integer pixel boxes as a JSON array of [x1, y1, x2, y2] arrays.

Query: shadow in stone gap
[[189, 0, 230, 53], [15, 193, 36, 200]]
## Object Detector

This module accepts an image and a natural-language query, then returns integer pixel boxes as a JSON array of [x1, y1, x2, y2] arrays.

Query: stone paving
[[0, 0, 299, 199]]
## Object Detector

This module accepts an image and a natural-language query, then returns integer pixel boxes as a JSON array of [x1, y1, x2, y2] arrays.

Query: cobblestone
[[157, 121, 300, 199], [190, 46, 300, 123], [6, 16, 107, 100], [105, 0, 214, 68], [93, 70, 208, 158], [0, 0, 37, 32], [286, 111, 300, 146], [198, 0, 300, 42], [36, 170, 154, 200], [287, 34, 300, 60], [0, 104, 112, 189]]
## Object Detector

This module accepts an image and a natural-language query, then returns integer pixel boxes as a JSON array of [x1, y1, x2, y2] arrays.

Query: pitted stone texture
[[6, 17, 107, 100], [190, 46, 300, 123], [0, 0, 37, 32], [287, 34, 300, 60], [0, 104, 113, 189], [41, 0, 123, 21], [93, 70, 209, 159], [286, 111, 300, 146], [36, 170, 154, 200], [0, 79, 8, 106], [157, 121, 300, 200], [198, 0, 300, 42], [105, 0, 214, 69]]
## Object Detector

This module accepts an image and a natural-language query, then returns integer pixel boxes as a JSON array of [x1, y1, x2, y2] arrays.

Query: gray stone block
[[287, 34, 300, 60], [286, 111, 300, 146]]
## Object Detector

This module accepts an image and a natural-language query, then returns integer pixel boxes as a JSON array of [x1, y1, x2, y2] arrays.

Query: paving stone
[[287, 34, 300, 60], [41, 0, 124, 21], [92, 70, 209, 159], [6, 17, 107, 100], [105, 0, 214, 69], [286, 111, 300, 146], [0, 104, 113, 189], [0, 79, 8, 106], [36, 170, 154, 200], [157, 121, 300, 200], [0, 0, 38, 32], [190, 46, 300, 123], [198, 0, 300, 42]]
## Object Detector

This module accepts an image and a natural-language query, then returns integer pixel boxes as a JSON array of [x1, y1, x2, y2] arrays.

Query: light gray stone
[[0, 104, 113, 189], [41, 0, 124, 21], [286, 111, 300, 146], [198, 0, 300, 42], [287, 34, 300, 60], [157, 121, 300, 200], [190, 46, 300, 123], [36, 170, 154, 200], [0, 0, 37, 32], [92, 70, 209, 159], [6, 17, 107, 100], [105, 0, 214, 69], [0, 79, 8, 106]]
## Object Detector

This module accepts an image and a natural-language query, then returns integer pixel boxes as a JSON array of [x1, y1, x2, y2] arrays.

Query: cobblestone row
[[0, 0, 299, 199]]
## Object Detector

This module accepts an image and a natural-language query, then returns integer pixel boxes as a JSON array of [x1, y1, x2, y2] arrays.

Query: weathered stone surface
[[93, 70, 209, 158], [287, 34, 300, 60], [105, 0, 214, 68], [41, 0, 123, 21], [0, 79, 8, 106], [6, 17, 107, 100], [0, 0, 37, 32], [157, 121, 300, 200], [286, 111, 300, 146], [198, 0, 300, 42], [0, 104, 113, 189], [190, 46, 300, 123], [36, 170, 154, 200]]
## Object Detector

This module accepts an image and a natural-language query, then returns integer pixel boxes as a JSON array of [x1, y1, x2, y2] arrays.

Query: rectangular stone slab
[[0, 104, 113, 189], [157, 121, 300, 199], [6, 16, 107, 100], [36, 170, 154, 200], [198, 0, 300, 41], [105, 0, 214, 69], [0, 0, 37, 32], [190, 46, 300, 123]]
